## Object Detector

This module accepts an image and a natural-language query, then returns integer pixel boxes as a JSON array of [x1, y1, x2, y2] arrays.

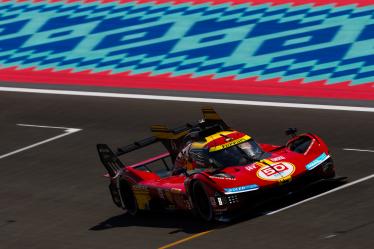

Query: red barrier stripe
[[1, 0, 373, 7], [1, 67, 373, 100]]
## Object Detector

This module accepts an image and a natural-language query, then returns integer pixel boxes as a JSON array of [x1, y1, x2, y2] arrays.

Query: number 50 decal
[[257, 162, 295, 181]]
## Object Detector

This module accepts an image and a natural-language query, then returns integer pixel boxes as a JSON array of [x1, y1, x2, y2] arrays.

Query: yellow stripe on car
[[209, 135, 251, 152]]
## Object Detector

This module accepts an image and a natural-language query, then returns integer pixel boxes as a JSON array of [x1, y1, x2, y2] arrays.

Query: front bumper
[[213, 158, 337, 219]]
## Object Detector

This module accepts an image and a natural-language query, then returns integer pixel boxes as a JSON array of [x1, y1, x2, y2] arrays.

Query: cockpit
[[190, 139, 267, 169], [209, 139, 265, 168]]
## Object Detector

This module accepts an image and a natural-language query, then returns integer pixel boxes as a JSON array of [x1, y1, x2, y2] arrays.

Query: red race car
[[97, 107, 339, 221]]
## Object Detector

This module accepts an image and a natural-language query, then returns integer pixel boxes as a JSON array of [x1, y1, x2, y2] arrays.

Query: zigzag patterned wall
[[0, 0, 373, 99]]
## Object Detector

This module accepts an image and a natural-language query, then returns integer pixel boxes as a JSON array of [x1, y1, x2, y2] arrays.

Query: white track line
[[266, 174, 374, 215], [1, 87, 374, 112], [0, 124, 81, 160], [17, 123, 76, 130], [343, 148, 374, 153]]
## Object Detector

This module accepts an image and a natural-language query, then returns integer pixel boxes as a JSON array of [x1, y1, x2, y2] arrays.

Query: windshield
[[209, 140, 264, 167]]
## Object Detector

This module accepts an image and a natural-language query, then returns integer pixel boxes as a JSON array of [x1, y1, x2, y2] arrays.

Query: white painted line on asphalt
[[343, 148, 374, 153], [0, 124, 82, 160], [324, 234, 337, 239], [1, 87, 374, 112], [266, 173, 374, 215], [17, 123, 77, 130]]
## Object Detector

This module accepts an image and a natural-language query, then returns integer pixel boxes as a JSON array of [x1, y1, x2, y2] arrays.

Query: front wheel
[[322, 158, 336, 179], [191, 181, 214, 221]]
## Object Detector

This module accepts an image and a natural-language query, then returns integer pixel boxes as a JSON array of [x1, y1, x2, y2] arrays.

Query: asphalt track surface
[[1, 89, 374, 249]]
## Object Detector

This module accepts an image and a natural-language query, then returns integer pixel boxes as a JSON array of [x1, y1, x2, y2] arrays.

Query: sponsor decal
[[306, 153, 330, 170], [209, 176, 236, 180], [217, 197, 223, 206], [279, 175, 292, 185], [132, 185, 148, 191], [245, 164, 258, 172], [224, 184, 259, 194], [270, 156, 286, 162], [209, 135, 250, 152], [257, 162, 295, 181], [133, 185, 151, 210]]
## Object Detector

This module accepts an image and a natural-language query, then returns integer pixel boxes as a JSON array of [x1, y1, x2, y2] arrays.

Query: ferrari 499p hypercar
[[97, 107, 338, 221]]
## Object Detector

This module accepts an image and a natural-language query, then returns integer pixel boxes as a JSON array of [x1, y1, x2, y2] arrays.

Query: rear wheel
[[119, 180, 138, 215], [191, 181, 213, 221]]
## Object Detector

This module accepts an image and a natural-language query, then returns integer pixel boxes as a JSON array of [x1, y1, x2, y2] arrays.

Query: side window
[[163, 156, 173, 170], [135, 156, 174, 177], [288, 136, 313, 153], [190, 149, 207, 168], [145, 160, 168, 175]]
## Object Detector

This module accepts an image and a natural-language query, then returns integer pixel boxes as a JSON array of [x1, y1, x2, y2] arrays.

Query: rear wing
[[201, 106, 228, 127], [97, 144, 124, 178], [151, 123, 192, 162], [97, 107, 230, 175], [97, 123, 192, 176], [150, 107, 230, 159]]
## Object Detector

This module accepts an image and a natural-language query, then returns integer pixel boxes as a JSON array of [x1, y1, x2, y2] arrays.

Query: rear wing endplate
[[97, 144, 124, 178]]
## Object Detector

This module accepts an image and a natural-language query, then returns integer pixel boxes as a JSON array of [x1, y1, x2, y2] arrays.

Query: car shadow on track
[[89, 179, 347, 233], [238, 178, 347, 221], [89, 211, 219, 234]]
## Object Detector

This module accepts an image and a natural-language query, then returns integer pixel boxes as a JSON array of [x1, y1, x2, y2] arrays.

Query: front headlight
[[227, 194, 239, 204]]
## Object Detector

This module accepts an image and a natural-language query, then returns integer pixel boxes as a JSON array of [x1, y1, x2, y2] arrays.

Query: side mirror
[[285, 128, 298, 137]]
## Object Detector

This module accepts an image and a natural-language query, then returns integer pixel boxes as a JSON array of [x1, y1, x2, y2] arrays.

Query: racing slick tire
[[322, 158, 336, 179], [191, 181, 214, 221], [119, 180, 138, 216]]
